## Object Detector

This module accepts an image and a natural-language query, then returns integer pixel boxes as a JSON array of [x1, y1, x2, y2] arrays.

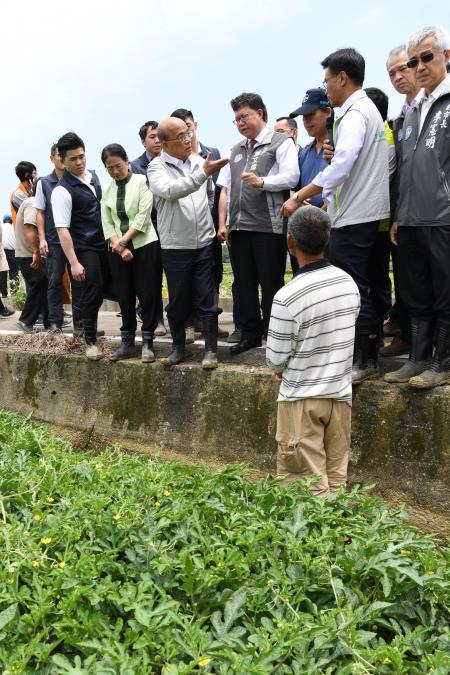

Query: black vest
[[40, 170, 59, 246], [58, 170, 105, 251]]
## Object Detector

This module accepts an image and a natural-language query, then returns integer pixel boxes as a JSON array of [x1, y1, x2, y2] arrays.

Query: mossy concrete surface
[[0, 348, 449, 521]]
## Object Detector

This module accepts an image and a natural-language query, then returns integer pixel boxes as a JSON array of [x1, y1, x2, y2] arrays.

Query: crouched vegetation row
[[0, 411, 449, 674]]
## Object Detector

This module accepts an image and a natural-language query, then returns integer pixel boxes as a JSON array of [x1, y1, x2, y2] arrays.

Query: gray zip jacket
[[148, 152, 215, 249], [396, 76, 450, 227]]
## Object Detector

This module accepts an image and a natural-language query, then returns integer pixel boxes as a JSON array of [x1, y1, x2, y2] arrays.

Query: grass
[[0, 411, 449, 673]]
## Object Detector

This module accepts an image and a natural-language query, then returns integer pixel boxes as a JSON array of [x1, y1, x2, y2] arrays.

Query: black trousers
[[228, 243, 241, 330], [17, 257, 48, 327], [230, 230, 286, 340], [328, 221, 379, 324], [397, 225, 450, 324], [46, 244, 83, 325], [389, 241, 411, 341], [0, 249, 19, 295], [367, 230, 392, 321], [108, 241, 160, 333], [68, 249, 109, 324], [162, 243, 218, 345]]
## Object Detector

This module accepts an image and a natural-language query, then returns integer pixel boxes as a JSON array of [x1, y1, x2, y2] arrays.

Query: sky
[[0, 0, 448, 214]]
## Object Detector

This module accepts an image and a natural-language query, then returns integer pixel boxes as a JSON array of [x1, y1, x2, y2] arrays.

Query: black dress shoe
[[230, 338, 262, 354]]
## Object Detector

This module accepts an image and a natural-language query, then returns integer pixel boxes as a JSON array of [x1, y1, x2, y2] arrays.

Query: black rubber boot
[[408, 321, 450, 389], [110, 330, 136, 361], [384, 318, 434, 383], [141, 331, 155, 363], [352, 322, 379, 384], [202, 316, 218, 369], [84, 320, 102, 361]]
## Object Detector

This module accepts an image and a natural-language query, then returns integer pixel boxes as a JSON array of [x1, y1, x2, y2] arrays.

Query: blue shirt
[[299, 141, 327, 208]]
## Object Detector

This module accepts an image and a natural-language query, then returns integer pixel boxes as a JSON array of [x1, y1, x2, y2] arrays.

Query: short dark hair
[[171, 108, 194, 122], [57, 132, 85, 160], [50, 143, 58, 156], [321, 48, 365, 86], [101, 143, 128, 165], [230, 92, 268, 123], [3, 214, 12, 224], [275, 116, 298, 129], [138, 120, 159, 141], [15, 161, 36, 182], [288, 205, 331, 254], [365, 87, 389, 121]]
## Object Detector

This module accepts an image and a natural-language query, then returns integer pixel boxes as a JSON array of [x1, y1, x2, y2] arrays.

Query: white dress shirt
[[51, 171, 96, 228], [163, 152, 196, 176], [251, 127, 300, 191], [313, 90, 368, 206]]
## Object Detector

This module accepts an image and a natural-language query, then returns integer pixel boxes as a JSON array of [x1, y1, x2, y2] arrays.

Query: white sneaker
[[86, 344, 102, 361]]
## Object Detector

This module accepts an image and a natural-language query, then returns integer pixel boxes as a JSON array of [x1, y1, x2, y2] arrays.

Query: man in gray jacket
[[148, 116, 228, 369], [386, 26, 450, 389]]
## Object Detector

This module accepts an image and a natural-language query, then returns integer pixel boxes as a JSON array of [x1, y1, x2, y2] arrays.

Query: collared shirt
[[247, 126, 300, 190], [313, 89, 368, 206], [417, 74, 450, 133], [15, 197, 37, 258], [298, 140, 327, 208], [162, 151, 194, 176], [51, 171, 96, 228], [1, 221, 15, 250]]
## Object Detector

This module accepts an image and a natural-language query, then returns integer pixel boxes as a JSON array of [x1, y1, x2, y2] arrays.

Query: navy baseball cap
[[290, 88, 330, 117]]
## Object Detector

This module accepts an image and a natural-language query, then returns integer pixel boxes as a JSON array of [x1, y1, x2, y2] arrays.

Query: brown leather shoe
[[379, 337, 411, 357]]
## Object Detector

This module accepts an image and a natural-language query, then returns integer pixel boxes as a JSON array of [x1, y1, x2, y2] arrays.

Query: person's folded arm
[[260, 137, 300, 191], [148, 163, 207, 201]]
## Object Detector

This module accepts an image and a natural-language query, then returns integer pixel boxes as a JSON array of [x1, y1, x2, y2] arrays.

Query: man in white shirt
[[51, 132, 107, 360], [227, 92, 300, 355], [281, 48, 390, 384]]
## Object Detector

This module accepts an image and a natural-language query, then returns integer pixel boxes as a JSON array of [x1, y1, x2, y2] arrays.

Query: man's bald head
[[157, 117, 192, 159]]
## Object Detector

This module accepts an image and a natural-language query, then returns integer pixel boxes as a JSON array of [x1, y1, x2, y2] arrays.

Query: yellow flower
[[95, 463, 103, 469], [58, 561, 66, 569], [216, 562, 224, 568], [113, 513, 121, 521], [198, 658, 211, 667], [99, 473, 106, 480], [426, 570, 434, 575], [41, 537, 52, 545], [32, 560, 40, 568], [220, 529, 226, 535], [34, 514, 42, 522], [400, 549, 411, 556], [154, 501, 161, 507], [163, 490, 171, 497], [383, 657, 392, 664], [7, 578, 14, 584], [46, 496, 54, 503]]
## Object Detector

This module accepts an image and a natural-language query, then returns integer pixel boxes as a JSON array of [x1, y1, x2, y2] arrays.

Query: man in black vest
[[51, 132, 107, 360]]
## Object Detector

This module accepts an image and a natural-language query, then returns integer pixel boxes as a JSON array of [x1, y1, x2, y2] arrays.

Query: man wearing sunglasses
[[386, 26, 450, 389]]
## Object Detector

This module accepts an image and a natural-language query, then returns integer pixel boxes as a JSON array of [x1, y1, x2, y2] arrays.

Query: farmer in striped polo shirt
[[266, 206, 360, 497]]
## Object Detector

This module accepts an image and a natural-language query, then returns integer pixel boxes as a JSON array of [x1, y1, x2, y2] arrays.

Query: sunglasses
[[406, 51, 436, 69]]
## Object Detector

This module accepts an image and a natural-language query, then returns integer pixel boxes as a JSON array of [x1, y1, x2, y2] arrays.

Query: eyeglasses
[[323, 72, 343, 90], [233, 112, 254, 126], [406, 51, 437, 69], [166, 130, 194, 143]]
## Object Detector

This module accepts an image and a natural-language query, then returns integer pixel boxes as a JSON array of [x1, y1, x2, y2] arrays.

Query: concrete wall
[[0, 348, 449, 524]]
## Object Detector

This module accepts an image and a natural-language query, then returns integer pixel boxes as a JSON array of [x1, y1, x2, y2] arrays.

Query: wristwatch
[[292, 192, 299, 202]]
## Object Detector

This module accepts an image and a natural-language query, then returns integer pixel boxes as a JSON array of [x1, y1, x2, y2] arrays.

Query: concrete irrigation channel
[[0, 336, 449, 537]]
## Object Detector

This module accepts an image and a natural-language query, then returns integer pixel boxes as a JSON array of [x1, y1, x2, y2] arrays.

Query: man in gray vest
[[228, 92, 300, 355], [281, 48, 390, 383]]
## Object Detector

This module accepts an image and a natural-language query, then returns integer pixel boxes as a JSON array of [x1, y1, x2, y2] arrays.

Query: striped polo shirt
[[266, 260, 360, 402]]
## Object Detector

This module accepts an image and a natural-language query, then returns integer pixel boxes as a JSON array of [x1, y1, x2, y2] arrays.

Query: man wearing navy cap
[[288, 88, 331, 272]]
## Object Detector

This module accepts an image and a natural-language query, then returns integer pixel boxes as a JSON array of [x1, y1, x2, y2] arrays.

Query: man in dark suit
[[171, 108, 228, 339], [130, 121, 161, 175], [130, 120, 166, 335]]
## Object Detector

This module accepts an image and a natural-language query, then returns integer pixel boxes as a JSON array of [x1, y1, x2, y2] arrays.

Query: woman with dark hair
[[101, 143, 160, 362]]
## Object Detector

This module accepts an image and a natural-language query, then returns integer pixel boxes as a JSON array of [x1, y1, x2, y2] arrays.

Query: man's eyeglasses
[[166, 130, 194, 143], [233, 112, 254, 126], [406, 51, 437, 69]]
